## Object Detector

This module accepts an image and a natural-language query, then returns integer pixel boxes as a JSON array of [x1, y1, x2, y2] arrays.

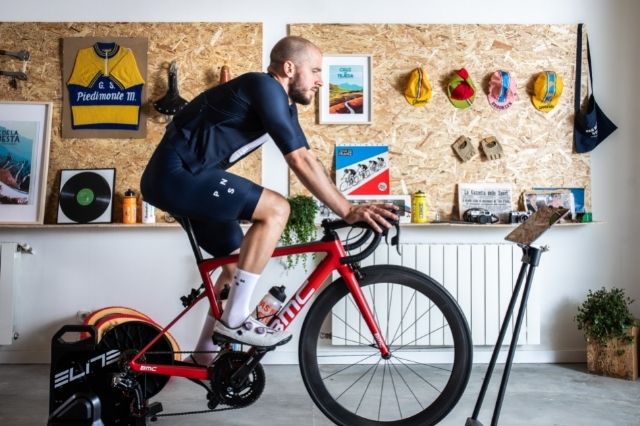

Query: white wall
[[1, 0, 639, 364]]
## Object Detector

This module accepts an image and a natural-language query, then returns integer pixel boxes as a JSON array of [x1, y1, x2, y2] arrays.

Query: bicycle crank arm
[[0, 49, 30, 61], [230, 350, 267, 388]]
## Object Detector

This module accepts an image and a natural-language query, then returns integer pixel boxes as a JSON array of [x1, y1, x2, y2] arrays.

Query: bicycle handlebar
[[321, 219, 400, 265]]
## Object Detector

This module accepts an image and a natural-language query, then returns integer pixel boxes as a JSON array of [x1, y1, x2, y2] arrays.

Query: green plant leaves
[[281, 195, 319, 270], [575, 287, 635, 345]]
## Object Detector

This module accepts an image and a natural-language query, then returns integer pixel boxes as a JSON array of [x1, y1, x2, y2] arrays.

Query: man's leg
[[191, 262, 236, 365], [222, 189, 290, 327]]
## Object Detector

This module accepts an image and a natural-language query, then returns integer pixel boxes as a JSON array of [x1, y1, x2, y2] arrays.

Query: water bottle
[[123, 189, 137, 224], [255, 285, 286, 325]]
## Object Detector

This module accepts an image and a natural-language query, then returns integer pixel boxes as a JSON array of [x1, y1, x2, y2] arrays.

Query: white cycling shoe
[[213, 316, 292, 348]]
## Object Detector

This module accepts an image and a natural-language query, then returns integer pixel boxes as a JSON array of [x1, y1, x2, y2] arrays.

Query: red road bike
[[100, 218, 472, 425]]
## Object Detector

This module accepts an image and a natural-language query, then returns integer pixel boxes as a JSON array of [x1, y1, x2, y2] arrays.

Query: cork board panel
[[289, 24, 590, 220], [0, 22, 262, 223]]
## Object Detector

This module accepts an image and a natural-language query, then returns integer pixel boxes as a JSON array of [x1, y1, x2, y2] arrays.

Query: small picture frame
[[522, 189, 575, 220], [319, 54, 372, 124], [533, 186, 585, 214], [0, 101, 53, 224]]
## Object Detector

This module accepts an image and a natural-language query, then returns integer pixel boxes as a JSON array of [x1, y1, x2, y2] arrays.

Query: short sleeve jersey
[[170, 72, 310, 174]]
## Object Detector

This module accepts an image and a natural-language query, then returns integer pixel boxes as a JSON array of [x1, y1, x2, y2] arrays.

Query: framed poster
[[319, 54, 372, 124], [335, 144, 389, 195], [458, 182, 513, 223], [0, 101, 53, 224]]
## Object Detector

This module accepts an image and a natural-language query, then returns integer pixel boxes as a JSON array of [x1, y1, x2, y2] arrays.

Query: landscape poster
[[0, 120, 38, 204], [319, 55, 372, 124], [329, 64, 364, 115]]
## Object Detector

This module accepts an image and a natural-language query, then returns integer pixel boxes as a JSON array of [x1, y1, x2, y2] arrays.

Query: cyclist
[[141, 36, 397, 359]]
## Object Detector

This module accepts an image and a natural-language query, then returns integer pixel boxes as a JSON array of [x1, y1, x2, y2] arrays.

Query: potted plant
[[575, 287, 638, 380], [280, 195, 318, 270]]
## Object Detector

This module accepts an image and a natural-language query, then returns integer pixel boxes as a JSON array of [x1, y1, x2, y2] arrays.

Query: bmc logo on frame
[[270, 284, 316, 331]]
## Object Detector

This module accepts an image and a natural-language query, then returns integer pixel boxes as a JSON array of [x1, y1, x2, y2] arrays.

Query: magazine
[[335, 144, 389, 196], [522, 189, 575, 220]]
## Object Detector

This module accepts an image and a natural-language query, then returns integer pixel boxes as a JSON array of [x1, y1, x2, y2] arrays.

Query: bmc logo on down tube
[[270, 284, 316, 331]]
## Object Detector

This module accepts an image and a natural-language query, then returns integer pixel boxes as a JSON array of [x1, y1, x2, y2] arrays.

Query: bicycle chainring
[[210, 351, 265, 407]]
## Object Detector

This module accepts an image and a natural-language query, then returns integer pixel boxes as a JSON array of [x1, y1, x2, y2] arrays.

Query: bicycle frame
[[129, 236, 390, 381]]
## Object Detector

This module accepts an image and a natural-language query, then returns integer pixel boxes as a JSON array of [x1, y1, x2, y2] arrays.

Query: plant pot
[[586, 326, 638, 380]]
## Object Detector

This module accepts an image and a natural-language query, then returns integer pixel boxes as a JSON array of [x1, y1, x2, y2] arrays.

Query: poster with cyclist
[[335, 144, 389, 196]]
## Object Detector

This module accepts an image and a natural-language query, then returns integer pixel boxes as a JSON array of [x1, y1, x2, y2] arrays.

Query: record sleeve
[[57, 169, 115, 223]]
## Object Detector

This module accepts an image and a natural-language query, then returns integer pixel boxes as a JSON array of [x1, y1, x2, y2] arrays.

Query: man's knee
[[254, 192, 290, 225]]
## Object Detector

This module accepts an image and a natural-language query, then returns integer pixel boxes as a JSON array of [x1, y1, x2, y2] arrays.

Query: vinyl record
[[59, 171, 112, 223]]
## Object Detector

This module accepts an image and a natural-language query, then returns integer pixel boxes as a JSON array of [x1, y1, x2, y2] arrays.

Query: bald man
[[141, 36, 396, 354]]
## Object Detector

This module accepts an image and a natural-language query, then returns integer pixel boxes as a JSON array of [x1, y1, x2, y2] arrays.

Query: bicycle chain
[[153, 405, 240, 419], [140, 349, 247, 420]]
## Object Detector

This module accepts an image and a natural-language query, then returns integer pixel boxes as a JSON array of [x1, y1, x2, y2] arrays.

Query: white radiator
[[0, 243, 20, 345], [332, 243, 540, 347]]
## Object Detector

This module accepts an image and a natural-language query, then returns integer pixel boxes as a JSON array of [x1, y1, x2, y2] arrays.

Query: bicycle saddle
[[153, 60, 188, 116]]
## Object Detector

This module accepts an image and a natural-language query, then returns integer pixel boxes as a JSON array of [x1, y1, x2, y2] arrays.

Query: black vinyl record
[[59, 171, 112, 223]]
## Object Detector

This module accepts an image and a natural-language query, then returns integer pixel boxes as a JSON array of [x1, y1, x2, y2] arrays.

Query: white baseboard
[[0, 348, 587, 365]]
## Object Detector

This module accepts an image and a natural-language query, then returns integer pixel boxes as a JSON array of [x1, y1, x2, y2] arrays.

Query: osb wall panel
[[290, 24, 589, 219], [0, 22, 262, 223]]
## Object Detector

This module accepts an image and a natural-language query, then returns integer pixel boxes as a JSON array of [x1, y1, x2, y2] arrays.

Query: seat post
[[177, 216, 204, 263]]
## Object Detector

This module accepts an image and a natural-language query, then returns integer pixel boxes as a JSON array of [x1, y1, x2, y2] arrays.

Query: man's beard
[[289, 75, 313, 105]]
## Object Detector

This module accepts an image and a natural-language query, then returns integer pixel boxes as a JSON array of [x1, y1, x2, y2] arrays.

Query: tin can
[[142, 200, 155, 224], [411, 191, 428, 223]]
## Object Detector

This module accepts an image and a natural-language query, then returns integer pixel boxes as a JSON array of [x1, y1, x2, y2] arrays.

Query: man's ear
[[283, 60, 296, 78]]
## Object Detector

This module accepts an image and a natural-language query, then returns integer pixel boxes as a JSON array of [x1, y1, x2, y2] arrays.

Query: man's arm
[[284, 147, 396, 232]]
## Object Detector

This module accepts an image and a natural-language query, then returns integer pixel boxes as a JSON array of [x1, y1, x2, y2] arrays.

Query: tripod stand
[[466, 244, 547, 426]]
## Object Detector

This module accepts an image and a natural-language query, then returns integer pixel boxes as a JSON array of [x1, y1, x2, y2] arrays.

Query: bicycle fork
[[338, 264, 391, 359]]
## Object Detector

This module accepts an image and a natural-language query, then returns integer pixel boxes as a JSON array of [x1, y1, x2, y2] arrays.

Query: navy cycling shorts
[[141, 127, 263, 257]]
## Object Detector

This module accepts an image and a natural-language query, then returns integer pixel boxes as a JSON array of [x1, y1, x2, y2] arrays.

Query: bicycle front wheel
[[299, 265, 472, 426]]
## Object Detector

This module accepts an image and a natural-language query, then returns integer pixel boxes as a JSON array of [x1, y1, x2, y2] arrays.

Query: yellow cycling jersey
[[67, 42, 145, 130]]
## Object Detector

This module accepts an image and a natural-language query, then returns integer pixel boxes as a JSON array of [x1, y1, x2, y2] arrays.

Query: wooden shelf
[[0, 221, 603, 230], [0, 222, 181, 229]]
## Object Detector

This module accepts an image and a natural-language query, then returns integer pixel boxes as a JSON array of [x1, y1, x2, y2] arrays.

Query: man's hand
[[344, 203, 399, 233]]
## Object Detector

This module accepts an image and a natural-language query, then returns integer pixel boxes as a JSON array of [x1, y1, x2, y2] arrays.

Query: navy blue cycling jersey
[[170, 72, 310, 174], [141, 72, 310, 257]]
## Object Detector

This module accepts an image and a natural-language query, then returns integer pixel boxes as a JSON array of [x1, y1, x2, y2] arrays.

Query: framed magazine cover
[[319, 54, 372, 124], [457, 182, 513, 223], [522, 189, 576, 220], [314, 194, 411, 224], [0, 101, 53, 224]]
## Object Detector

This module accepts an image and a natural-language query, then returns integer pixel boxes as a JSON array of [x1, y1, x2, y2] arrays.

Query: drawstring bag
[[574, 23, 617, 153]]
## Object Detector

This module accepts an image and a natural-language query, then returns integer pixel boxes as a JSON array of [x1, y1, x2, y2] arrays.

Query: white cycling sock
[[222, 269, 260, 328], [191, 312, 218, 365]]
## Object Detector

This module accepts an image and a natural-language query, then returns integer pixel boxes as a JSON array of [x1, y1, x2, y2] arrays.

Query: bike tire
[[299, 265, 472, 426]]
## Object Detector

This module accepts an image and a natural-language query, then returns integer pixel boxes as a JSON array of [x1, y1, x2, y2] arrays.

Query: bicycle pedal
[[212, 334, 233, 346], [147, 402, 163, 418]]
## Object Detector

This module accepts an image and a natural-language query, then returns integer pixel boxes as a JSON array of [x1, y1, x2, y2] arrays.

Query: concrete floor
[[1, 363, 639, 425]]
